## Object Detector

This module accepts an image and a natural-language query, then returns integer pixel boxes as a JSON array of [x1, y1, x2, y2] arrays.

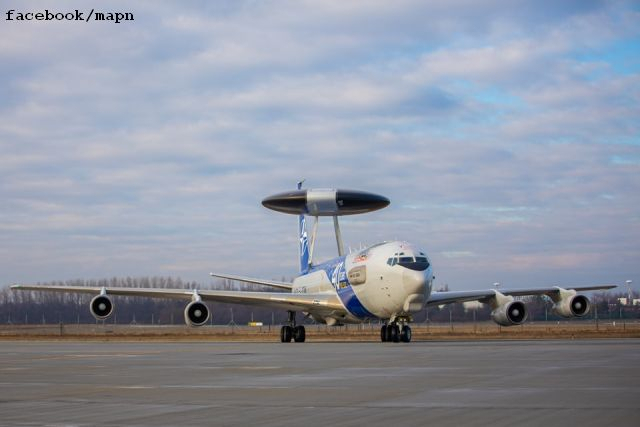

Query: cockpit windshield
[[386, 253, 430, 271]]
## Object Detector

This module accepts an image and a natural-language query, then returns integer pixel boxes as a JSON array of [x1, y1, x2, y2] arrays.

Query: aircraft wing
[[198, 289, 343, 313], [427, 284, 617, 306], [208, 272, 293, 290], [10, 284, 345, 316]]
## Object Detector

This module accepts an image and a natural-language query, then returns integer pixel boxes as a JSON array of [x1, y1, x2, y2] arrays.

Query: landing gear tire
[[390, 324, 400, 343], [380, 325, 387, 342], [385, 324, 393, 341], [293, 325, 306, 343], [280, 325, 293, 342], [400, 325, 412, 343]]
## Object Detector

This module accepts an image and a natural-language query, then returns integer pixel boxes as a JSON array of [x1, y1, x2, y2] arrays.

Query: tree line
[[0, 277, 635, 325]]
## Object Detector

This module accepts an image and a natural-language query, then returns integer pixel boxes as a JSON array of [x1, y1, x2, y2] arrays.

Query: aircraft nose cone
[[402, 269, 427, 295]]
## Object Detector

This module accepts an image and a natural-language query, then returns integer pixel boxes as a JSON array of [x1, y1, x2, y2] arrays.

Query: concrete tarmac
[[0, 339, 638, 426]]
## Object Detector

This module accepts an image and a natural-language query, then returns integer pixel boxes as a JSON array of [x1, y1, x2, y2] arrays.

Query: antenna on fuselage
[[261, 185, 390, 261]]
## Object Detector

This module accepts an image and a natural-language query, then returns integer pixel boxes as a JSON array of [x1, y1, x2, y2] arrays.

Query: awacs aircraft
[[11, 184, 616, 343]]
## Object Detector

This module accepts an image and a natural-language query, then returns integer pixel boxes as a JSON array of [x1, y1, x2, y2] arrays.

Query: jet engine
[[90, 295, 114, 320], [552, 294, 590, 318], [491, 300, 527, 326], [184, 301, 210, 326]]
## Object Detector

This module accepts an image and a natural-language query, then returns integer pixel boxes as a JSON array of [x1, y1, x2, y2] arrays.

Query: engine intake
[[184, 301, 210, 326], [552, 294, 590, 318], [90, 295, 114, 320], [491, 301, 527, 326]]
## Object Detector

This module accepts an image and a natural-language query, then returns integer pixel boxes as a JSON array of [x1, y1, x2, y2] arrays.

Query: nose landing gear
[[280, 311, 306, 343], [380, 321, 411, 343]]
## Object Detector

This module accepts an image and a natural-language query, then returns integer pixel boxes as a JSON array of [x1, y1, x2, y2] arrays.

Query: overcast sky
[[1, 0, 639, 292]]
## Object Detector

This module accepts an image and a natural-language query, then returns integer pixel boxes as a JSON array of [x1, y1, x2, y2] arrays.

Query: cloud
[[1, 0, 638, 291]]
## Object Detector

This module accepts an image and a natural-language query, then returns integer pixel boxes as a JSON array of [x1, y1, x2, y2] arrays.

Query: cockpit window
[[388, 255, 430, 271]]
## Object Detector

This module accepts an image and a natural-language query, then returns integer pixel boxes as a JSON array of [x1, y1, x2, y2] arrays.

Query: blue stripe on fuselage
[[309, 257, 375, 319], [336, 285, 375, 319]]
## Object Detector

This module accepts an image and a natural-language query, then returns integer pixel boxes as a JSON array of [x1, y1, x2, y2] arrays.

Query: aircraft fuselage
[[293, 241, 433, 324]]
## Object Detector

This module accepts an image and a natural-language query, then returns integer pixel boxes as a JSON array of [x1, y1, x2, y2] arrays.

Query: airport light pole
[[494, 283, 501, 333], [473, 308, 477, 334]]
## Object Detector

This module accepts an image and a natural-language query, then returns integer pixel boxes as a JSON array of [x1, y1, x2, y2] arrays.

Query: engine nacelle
[[491, 301, 528, 326], [552, 294, 590, 318], [184, 301, 210, 326], [90, 295, 114, 320]]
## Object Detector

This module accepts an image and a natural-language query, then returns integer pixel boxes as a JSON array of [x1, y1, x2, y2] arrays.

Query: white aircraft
[[11, 183, 616, 343]]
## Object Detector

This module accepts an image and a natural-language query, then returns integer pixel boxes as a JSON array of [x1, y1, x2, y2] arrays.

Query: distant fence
[[1, 320, 639, 340]]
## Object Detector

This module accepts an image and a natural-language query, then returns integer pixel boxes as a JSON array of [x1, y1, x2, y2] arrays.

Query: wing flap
[[198, 289, 344, 313], [209, 273, 293, 290], [427, 284, 617, 306]]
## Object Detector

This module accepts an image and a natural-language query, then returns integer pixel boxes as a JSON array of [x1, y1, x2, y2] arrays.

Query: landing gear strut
[[380, 321, 411, 343], [280, 310, 306, 343]]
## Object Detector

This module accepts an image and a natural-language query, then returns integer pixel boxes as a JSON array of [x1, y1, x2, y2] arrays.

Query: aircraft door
[[348, 265, 366, 285]]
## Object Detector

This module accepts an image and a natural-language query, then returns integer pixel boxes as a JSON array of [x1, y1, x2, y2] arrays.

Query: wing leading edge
[[9, 284, 345, 317]]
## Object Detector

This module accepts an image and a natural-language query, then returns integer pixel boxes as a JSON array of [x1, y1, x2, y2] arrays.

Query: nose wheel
[[380, 323, 411, 343]]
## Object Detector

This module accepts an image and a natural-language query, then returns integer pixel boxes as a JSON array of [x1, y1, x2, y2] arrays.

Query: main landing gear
[[280, 311, 306, 343], [380, 322, 411, 343]]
